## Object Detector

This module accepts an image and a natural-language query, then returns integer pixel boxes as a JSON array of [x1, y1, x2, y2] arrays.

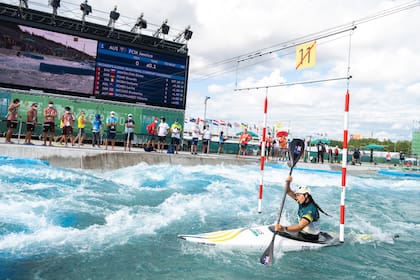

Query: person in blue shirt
[[275, 176, 329, 241], [92, 114, 102, 148]]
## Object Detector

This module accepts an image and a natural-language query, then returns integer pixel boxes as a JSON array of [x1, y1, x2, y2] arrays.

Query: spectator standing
[[202, 125, 211, 154], [24, 103, 38, 145], [61, 106, 75, 146], [170, 119, 182, 154], [42, 101, 58, 146], [92, 114, 102, 148], [124, 114, 135, 152], [73, 111, 87, 146], [217, 131, 227, 154], [352, 148, 361, 165], [334, 146, 339, 163], [238, 128, 252, 158], [399, 151, 405, 166], [316, 141, 324, 163], [273, 138, 280, 160], [157, 117, 170, 153], [279, 136, 288, 161], [191, 120, 200, 155], [328, 147, 333, 163], [105, 111, 118, 150], [145, 117, 158, 151], [386, 152, 391, 163], [5, 98, 20, 143]]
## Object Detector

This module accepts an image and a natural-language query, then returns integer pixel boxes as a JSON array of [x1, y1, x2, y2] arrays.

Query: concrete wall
[[0, 143, 256, 170]]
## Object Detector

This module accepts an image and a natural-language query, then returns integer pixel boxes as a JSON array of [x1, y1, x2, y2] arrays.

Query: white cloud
[[207, 84, 225, 93]]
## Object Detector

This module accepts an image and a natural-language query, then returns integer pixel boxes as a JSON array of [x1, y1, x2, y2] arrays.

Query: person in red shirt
[[238, 128, 252, 158], [145, 117, 158, 151]]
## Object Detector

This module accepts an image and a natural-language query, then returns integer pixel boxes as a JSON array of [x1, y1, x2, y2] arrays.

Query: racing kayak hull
[[178, 225, 339, 252]]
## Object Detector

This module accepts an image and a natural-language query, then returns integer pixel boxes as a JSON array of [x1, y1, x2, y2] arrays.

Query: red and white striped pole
[[258, 88, 268, 213], [340, 89, 350, 242]]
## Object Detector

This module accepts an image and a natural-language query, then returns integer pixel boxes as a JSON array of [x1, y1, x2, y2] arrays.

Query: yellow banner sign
[[296, 41, 316, 70]]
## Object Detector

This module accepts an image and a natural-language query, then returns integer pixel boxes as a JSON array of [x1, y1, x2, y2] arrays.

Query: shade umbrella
[[363, 144, 384, 150], [363, 144, 384, 163], [276, 131, 289, 137], [236, 130, 259, 138], [311, 138, 330, 145]]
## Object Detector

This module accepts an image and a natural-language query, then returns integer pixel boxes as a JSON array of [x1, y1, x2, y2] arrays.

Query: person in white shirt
[[157, 117, 170, 153], [202, 125, 211, 154]]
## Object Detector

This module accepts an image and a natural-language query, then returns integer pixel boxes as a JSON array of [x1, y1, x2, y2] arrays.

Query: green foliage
[[328, 138, 412, 155]]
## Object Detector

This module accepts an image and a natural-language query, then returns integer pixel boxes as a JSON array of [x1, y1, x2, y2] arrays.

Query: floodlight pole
[[204, 96, 210, 125]]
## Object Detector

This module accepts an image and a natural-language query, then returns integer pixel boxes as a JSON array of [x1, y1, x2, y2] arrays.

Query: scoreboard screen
[[93, 42, 188, 109], [0, 19, 189, 110]]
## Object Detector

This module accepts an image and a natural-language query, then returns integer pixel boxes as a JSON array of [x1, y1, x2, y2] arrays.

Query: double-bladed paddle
[[260, 138, 305, 266]]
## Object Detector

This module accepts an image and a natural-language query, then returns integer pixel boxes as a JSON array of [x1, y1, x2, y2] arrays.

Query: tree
[[328, 138, 411, 155]]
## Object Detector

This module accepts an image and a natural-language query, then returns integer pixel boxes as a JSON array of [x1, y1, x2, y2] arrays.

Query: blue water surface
[[0, 156, 419, 280]]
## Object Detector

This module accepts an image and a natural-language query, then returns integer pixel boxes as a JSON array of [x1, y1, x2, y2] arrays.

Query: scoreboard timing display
[[94, 42, 188, 109]]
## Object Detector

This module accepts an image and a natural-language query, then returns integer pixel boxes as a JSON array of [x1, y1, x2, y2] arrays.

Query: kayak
[[178, 225, 340, 252]]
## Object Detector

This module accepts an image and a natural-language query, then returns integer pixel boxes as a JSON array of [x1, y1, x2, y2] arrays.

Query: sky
[[4, 0, 420, 141]]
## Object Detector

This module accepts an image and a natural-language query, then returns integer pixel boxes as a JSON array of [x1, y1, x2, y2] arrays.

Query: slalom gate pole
[[258, 88, 268, 213], [340, 90, 350, 242]]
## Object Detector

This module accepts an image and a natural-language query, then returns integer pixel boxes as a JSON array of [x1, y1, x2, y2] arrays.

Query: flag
[[212, 120, 219, 126]]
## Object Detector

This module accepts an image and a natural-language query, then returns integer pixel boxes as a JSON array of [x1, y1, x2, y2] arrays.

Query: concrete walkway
[[0, 137, 386, 173], [0, 138, 258, 170]]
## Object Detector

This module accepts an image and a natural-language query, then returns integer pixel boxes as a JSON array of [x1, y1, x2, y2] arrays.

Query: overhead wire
[[6, 0, 419, 92], [193, 33, 352, 81], [191, 0, 420, 81]]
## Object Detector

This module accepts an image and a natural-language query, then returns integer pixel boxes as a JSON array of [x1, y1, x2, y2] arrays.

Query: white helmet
[[295, 185, 311, 195]]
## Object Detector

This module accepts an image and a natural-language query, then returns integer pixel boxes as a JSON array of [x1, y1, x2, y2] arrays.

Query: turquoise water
[[0, 156, 419, 280]]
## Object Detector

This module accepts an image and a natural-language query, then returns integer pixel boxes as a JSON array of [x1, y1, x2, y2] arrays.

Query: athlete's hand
[[274, 224, 285, 232]]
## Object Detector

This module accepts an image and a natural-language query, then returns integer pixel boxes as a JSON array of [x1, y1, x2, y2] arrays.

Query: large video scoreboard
[[0, 18, 189, 110], [93, 41, 187, 108]]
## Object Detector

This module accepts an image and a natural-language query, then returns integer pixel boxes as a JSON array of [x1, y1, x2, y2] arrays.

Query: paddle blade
[[288, 138, 305, 171], [260, 238, 275, 266]]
